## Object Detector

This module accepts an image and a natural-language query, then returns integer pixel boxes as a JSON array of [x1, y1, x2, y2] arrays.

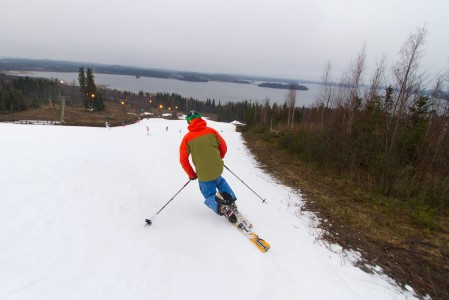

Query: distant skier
[[179, 110, 238, 223], [146, 126, 150, 135], [105, 121, 110, 129]]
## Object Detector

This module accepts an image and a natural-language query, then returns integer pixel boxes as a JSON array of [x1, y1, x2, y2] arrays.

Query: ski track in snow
[[0, 119, 418, 300]]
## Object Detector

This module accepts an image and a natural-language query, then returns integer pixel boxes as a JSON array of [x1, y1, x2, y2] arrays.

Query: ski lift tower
[[58, 80, 66, 125]]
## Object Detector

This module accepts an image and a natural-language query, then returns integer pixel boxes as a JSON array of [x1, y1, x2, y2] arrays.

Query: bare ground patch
[[0, 103, 138, 127]]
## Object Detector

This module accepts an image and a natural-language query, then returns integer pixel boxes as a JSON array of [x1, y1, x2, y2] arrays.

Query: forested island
[[177, 75, 208, 82], [258, 82, 308, 90]]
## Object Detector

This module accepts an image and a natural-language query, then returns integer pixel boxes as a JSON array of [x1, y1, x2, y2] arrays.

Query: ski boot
[[218, 204, 238, 224], [215, 192, 239, 223]]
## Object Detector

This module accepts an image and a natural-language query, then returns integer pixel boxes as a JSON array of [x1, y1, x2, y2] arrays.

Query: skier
[[179, 110, 238, 223], [105, 121, 110, 129]]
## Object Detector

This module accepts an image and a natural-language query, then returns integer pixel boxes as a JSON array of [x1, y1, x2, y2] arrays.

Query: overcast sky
[[1, 0, 448, 81]]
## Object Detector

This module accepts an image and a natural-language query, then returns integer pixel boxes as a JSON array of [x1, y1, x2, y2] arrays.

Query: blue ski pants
[[198, 176, 237, 214]]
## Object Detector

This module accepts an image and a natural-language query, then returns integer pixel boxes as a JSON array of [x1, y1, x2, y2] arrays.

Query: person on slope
[[179, 110, 238, 223]]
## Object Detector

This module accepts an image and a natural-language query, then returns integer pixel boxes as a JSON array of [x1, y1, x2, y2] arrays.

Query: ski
[[217, 193, 270, 253], [232, 210, 270, 253]]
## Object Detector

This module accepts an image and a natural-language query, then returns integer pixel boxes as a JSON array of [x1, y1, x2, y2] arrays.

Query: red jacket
[[179, 118, 227, 181]]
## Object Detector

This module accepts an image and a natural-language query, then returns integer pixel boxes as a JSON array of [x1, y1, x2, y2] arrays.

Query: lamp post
[[90, 93, 95, 110], [121, 99, 127, 114], [58, 80, 66, 125]]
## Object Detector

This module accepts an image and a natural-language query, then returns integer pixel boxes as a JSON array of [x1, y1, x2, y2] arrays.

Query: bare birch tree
[[383, 25, 428, 191], [0, 78, 4, 112], [347, 44, 367, 134], [319, 61, 334, 131], [365, 55, 387, 102], [285, 84, 297, 130]]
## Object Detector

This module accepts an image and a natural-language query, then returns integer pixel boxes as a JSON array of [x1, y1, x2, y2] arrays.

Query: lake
[[10, 71, 323, 107]]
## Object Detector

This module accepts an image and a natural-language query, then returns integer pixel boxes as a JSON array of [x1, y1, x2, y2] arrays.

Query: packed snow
[[0, 119, 417, 299]]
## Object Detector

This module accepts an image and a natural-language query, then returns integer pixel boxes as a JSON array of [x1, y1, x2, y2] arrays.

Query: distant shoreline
[[0, 58, 321, 86], [4, 70, 309, 92], [2, 69, 323, 106]]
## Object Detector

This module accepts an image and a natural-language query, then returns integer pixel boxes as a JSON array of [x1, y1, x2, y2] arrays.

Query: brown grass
[[242, 132, 449, 300], [0, 103, 138, 127]]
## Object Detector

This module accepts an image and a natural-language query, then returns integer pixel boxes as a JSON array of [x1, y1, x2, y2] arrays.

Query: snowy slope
[[0, 120, 417, 300]]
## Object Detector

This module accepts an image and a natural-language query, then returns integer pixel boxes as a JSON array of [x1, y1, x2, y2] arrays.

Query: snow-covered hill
[[0, 119, 417, 299]]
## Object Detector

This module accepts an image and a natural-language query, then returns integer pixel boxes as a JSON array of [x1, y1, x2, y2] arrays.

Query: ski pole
[[224, 165, 267, 204], [145, 179, 192, 226]]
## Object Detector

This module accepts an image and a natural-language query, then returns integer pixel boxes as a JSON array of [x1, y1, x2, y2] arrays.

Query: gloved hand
[[189, 176, 197, 180]]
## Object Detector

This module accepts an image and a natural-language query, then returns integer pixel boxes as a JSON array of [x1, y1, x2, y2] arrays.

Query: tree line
[[0, 67, 106, 113], [0, 75, 65, 112], [238, 27, 449, 215]]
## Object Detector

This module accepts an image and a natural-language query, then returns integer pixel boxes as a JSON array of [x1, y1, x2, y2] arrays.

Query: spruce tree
[[78, 67, 88, 108], [86, 68, 97, 110]]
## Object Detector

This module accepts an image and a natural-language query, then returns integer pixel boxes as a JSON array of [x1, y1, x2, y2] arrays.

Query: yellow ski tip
[[250, 237, 270, 253]]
